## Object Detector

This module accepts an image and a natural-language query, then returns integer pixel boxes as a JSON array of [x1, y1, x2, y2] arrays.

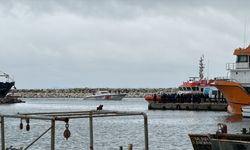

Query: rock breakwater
[[13, 88, 177, 98]]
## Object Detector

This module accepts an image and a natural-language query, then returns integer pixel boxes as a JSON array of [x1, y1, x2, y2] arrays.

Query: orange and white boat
[[213, 45, 250, 115]]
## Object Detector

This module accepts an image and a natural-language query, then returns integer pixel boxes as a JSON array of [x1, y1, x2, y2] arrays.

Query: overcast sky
[[0, 0, 249, 89]]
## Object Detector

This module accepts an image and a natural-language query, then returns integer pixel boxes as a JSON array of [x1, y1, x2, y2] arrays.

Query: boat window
[[237, 55, 248, 62], [243, 87, 250, 95], [212, 90, 217, 95], [192, 87, 197, 91]]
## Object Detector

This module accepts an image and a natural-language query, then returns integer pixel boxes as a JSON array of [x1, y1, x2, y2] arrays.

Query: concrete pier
[[148, 102, 227, 111]]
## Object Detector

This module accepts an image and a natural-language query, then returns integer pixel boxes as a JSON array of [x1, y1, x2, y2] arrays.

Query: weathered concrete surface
[[13, 88, 178, 98]]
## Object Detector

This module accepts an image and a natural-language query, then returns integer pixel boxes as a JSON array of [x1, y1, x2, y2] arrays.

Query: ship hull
[[0, 82, 15, 98], [189, 133, 250, 150], [144, 95, 161, 103], [213, 80, 250, 115]]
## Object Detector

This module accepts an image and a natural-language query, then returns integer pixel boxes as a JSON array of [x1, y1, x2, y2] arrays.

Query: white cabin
[[226, 45, 250, 85]]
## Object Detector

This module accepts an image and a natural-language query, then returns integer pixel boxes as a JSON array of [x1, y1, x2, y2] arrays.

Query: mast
[[199, 55, 204, 80]]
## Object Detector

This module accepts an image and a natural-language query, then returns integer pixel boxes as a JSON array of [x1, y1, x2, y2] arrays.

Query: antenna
[[206, 59, 209, 80], [243, 17, 248, 48], [199, 55, 204, 80]]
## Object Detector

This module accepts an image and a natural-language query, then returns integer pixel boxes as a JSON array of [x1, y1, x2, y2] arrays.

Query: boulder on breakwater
[[12, 88, 178, 98]]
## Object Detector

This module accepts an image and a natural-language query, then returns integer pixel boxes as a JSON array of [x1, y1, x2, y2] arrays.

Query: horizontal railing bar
[[0, 111, 146, 121], [1, 115, 54, 120], [55, 114, 145, 120]]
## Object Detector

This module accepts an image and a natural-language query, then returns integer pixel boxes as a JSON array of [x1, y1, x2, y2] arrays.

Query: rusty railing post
[[1, 116, 4, 150], [142, 113, 149, 150], [128, 144, 133, 150], [89, 112, 93, 150], [51, 118, 55, 150]]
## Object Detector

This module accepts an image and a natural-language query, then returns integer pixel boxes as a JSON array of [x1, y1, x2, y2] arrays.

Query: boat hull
[[211, 138, 250, 150], [144, 95, 161, 103], [84, 94, 126, 100], [213, 80, 250, 115], [0, 82, 15, 98], [189, 133, 250, 150]]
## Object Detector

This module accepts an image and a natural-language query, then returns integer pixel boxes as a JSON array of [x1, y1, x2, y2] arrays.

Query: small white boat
[[242, 105, 250, 118], [83, 91, 126, 100]]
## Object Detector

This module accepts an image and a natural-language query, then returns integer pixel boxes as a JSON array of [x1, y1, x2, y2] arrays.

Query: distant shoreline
[[12, 88, 178, 98]]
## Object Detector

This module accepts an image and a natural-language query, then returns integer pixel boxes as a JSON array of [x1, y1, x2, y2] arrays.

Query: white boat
[[83, 91, 126, 100], [241, 105, 250, 118]]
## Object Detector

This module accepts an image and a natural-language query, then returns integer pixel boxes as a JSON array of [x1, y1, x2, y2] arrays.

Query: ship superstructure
[[0, 71, 15, 98], [214, 45, 250, 114]]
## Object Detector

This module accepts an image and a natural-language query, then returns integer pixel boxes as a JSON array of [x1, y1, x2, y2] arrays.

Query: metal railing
[[226, 62, 250, 70], [0, 110, 149, 150]]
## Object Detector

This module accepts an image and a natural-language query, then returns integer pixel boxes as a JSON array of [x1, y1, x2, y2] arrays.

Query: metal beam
[[1, 117, 4, 150], [24, 127, 51, 150], [51, 119, 55, 150], [89, 112, 93, 150], [142, 113, 149, 150]]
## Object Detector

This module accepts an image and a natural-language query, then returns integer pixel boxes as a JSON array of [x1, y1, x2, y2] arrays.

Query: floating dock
[[148, 102, 227, 111]]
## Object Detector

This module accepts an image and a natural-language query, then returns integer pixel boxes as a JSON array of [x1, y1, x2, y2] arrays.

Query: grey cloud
[[0, 0, 249, 88]]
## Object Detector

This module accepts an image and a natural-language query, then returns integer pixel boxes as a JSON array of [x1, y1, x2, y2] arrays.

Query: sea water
[[0, 98, 249, 150]]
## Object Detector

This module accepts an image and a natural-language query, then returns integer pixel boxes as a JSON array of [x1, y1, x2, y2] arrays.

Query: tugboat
[[213, 45, 250, 115], [144, 55, 220, 103]]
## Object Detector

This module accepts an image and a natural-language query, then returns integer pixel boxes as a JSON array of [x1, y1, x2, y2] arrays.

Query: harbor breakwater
[[12, 88, 178, 98]]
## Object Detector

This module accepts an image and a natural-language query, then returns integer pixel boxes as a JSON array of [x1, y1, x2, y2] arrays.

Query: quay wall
[[148, 102, 228, 111], [12, 88, 178, 98]]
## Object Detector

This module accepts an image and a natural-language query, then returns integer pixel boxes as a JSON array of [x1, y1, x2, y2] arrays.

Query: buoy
[[19, 119, 23, 130], [64, 118, 71, 140], [64, 128, 71, 140], [26, 124, 30, 131], [26, 118, 30, 131]]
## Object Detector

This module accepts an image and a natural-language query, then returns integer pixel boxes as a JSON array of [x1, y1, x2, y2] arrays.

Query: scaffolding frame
[[0, 110, 149, 150]]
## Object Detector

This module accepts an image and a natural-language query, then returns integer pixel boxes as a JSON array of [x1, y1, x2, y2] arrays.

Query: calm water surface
[[0, 98, 249, 150]]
